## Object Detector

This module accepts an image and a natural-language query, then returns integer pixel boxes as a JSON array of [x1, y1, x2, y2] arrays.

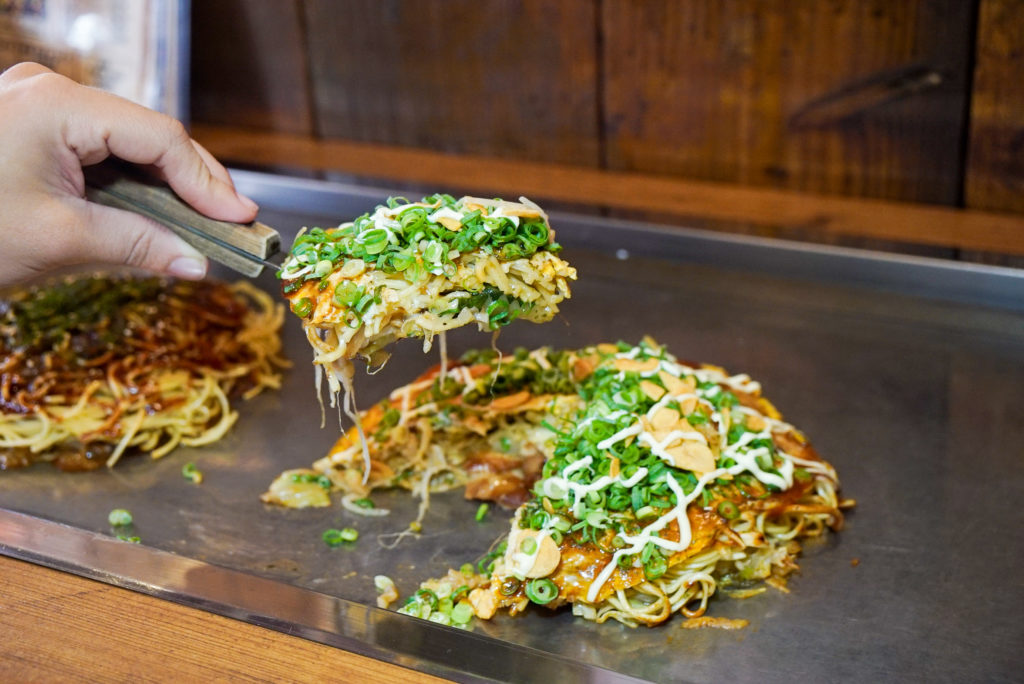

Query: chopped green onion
[[644, 553, 667, 580], [524, 578, 558, 605], [520, 537, 537, 554], [313, 259, 333, 277], [108, 509, 133, 526], [451, 601, 474, 624], [475, 503, 489, 522], [322, 527, 358, 547], [635, 505, 659, 520], [717, 500, 741, 520], [181, 462, 203, 484], [352, 497, 375, 509], [333, 281, 361, 307], [291, 297, 313, 318], [416, 588, 439, 609], [460, 563, 475, 576], [499, 577, 522, 596], [116, 534, 141, 543]]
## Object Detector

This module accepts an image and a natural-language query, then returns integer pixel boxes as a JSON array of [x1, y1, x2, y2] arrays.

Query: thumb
[[77, 201, 209, 279]]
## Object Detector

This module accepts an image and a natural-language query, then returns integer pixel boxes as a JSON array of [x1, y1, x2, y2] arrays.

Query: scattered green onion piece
[[475, 503, 489, 522], [717, 500, 741, 520], [313, 259, 333, 277], [333, 281, 361, 307], [181, 462, 203, 484], [108, 509, 133, 526], [451, 585, 471, 601], [352, 498, 375, 509], [322, 528, 358, 547], [499, 577, 522, 596], [644, 554, 668, 580], [116, 534, 141, 544], [520, 537, 537, 555], [524, 578, 558, 605], [451, 602, 474, 624], [460, 563, 475, 576], [635, 505, 659, 520], [292, 297, 313, 318], [416, 588, 439, 610]]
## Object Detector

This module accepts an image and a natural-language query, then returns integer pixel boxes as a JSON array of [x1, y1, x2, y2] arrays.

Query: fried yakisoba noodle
[[277, 193, 575, 478], [0, 275, 286, 470], [264, 339, 851, 628]]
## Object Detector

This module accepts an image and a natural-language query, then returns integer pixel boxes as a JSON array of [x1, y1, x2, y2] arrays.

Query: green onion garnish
[[322, 527, 358, 547], [116, 534, 141, 543], [181, 462, 203, 484], [499, 577, 522, 596], [415, 588, 439, 610], [475, 503, 489, 522], [333, 281, 361, 307], [108, 509, 133, 526], [524, 578, 558, 605], [291, 297, 313, 318], [352, 498, 375, 509], [451, 602, 474, 624], [643, 553, 667, 580], [717, 500, 741, 520]]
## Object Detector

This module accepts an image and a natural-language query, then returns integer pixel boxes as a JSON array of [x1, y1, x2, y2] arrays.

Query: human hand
[[0, 62, 259, 288]]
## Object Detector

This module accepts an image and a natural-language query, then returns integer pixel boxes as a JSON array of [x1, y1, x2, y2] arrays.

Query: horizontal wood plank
[[0, 556, 442, 683], [194, 125, 1024, 257]]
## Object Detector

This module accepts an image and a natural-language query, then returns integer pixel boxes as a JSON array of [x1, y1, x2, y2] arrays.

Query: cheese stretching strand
[[277, 193, 576, 479]]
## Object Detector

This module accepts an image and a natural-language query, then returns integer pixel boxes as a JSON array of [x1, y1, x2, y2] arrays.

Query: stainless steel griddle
[[2, 171, 1023, 683]]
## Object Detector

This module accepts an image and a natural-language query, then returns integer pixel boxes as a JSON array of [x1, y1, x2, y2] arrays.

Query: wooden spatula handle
[[84, 162, 280, 278]]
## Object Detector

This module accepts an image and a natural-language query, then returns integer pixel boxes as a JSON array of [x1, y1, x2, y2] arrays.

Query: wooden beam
[[193, 124, 1024, 257]]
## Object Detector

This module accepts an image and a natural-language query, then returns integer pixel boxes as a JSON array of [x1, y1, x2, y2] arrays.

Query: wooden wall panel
[[190, 0, 313, 135], [302, 0, 600, 165], [601, 0, 974, 205], [963, 0, 1024, 267], [966, 0, 1024, 213]]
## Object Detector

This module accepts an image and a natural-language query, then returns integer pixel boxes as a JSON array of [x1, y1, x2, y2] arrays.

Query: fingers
[[75, 201, 209, 280], [57, 81, 258, 222], [0, 62, 53, 89], [191, 139, 236, 188]]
